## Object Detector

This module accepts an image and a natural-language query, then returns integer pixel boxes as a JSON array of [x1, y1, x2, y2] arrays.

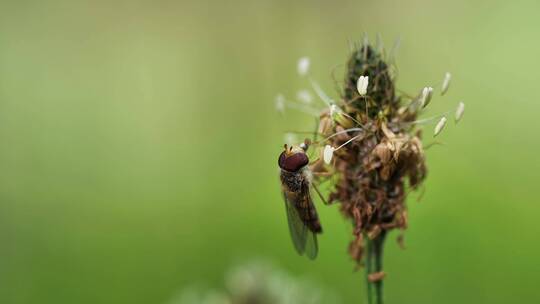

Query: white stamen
[[323, 145, 335, 164], [297, 57, 310, 76], [323, 127, 363, 142], [275, 94, 285, 113], [421, 87, 434, 108], [282, 102, 320, 116], [441, 72, 451, 95], [335, 134, 363, 150], [455, 102, 465, 123], [330, 104, 342, 119], [283, 133, 297, 145], [357, 76, 369, 96], [309, 79, 333, 106], [434, 117, 447, 137], [296, 90, 313, 104]]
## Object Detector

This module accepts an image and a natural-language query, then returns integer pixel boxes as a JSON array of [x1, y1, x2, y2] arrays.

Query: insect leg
[[312, 183, 330, 205], [312, 172, 333, 177]]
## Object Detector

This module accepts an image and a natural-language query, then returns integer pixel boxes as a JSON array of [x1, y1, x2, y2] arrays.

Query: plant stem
[[365, 232, 386, 304], [365, 239, 373, 304], [373, 232, 386, 304]]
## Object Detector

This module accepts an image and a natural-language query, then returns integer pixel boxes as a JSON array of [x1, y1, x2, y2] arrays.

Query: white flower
[[434, 117, 447, 137], [297, 57, 310, 76], [455, 102, 465, 123], [421, 87, 434, 108], [275, 94, 285, 113], [296, 90, 312, 104], [323, 145, 335, 164], [441, 72, 451, 95], [357, 76, 369, 96]]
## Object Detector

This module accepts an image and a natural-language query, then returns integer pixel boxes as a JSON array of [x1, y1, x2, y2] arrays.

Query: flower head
[[276, 40, 463, 284], [357, 76, 369, 96]]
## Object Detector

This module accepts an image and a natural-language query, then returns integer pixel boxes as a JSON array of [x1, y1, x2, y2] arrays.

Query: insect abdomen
[[281, 170, 323, 234], [300, 200, 322, 233]]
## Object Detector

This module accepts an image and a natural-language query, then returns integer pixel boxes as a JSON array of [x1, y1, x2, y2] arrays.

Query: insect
[[278, 142, 323, 259]]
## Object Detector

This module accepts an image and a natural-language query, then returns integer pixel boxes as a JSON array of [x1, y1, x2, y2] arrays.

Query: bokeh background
[[1, 0, 539, 303]]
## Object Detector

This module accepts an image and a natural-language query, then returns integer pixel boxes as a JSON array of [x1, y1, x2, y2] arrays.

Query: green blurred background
[[1, 0, 539, 303]]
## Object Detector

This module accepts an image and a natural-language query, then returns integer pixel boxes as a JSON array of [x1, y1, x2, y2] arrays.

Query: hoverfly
[[278, 141, 323, 259]]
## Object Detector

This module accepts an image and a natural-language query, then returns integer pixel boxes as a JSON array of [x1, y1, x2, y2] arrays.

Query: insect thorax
[[280, 166, 310, 192]]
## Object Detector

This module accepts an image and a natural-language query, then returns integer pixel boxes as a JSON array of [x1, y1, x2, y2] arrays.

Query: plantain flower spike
[[276, 38, 464, 296]]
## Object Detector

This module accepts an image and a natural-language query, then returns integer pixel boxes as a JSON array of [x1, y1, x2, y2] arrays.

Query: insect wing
[[303, 204, 319, 259], [283, 191, 318, 259]]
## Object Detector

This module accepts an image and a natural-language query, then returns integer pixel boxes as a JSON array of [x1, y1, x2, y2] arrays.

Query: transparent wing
[[303, 221, 318, 260], [283, 193, 308, 255], [283, 191, 319, 259]]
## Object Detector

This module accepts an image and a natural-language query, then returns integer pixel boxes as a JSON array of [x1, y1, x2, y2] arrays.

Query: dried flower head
[[319, 43, 438, 266], [275, 37, 464, 300]]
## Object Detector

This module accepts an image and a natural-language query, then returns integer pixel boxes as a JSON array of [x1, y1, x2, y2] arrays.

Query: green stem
[[365, 238, 374, 304], [365, 233, 386, 304], [373, 232, 386, 304]]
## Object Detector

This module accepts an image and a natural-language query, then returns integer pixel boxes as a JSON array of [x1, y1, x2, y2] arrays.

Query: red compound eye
[[278, 151, 309, 172]]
